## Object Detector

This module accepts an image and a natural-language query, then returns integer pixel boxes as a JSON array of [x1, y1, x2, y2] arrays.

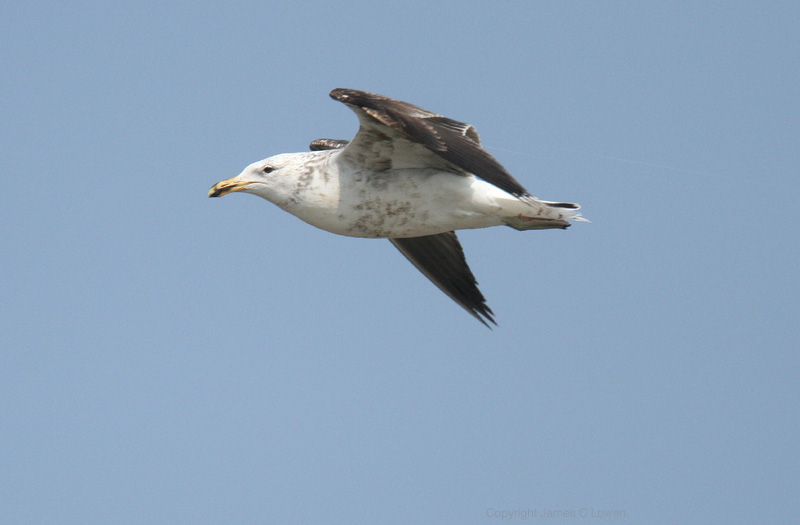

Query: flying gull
[[209, 88, 584, 326]]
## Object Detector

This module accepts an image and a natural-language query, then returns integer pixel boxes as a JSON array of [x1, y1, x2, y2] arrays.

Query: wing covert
[[330, 88, 530, 198]]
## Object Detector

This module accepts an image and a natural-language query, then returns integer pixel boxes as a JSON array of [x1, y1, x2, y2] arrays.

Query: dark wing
[[330, 88, 530, 199], [389, 232, 496, 328], [309, 138, 350, 151]]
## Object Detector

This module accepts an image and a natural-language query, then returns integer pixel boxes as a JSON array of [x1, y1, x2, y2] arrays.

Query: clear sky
[[2, 2, 798, 523]]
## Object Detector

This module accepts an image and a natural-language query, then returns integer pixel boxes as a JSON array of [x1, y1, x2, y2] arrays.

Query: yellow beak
[[208, 177, 251, 198]]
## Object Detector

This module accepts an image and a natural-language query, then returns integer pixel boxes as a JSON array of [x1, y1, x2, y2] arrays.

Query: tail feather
[[504, 216, 571, 230], [503, 200, 586, 231], [543, 201, 580, 209]]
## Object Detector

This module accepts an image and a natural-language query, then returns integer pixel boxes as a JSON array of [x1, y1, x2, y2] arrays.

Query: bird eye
[[261, 166, 274, 174]]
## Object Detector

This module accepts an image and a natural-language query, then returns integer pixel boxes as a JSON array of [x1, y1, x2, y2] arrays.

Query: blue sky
[[2, 1, 798, 523]]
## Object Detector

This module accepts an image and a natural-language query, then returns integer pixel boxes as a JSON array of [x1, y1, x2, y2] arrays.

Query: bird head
[[208, 153, 316, 203]]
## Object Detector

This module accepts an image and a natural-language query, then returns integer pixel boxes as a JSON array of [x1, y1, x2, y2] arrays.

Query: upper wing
[[309, 138, 350, 151], [389, 232, 496, 327], [330, 88, 531, 198]]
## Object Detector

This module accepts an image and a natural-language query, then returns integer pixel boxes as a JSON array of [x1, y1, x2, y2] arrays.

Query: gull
[[209, 88, 584, 326]]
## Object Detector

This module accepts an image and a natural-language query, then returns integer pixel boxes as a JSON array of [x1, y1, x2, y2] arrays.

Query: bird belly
[[286, 169, 504, 239]]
